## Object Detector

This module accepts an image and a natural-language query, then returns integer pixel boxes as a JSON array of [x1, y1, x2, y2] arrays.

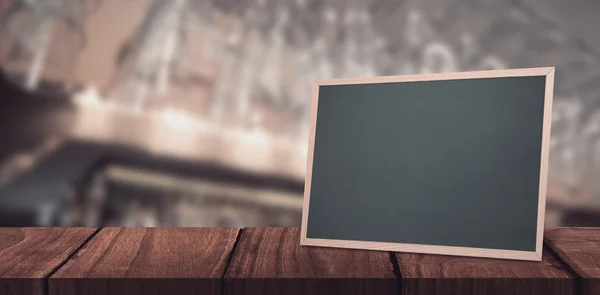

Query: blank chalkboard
[[300, 68, 555, 261]]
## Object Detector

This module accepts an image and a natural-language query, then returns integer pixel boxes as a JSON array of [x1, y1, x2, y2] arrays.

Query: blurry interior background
[[0, 0, 599, 227]]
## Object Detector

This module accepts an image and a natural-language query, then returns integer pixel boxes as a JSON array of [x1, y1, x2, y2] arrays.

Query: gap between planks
[[388, 251, 403, 295], [221, 228, 245, 293], [544, 238, 584, 295], [43, 227, 103, 295]]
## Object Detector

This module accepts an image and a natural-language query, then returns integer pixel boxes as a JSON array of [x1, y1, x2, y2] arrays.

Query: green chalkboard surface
[[301, 68, 555, 261]]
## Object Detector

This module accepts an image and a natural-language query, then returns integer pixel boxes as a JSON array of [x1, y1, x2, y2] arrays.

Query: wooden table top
[[0, 227, 598, 295]]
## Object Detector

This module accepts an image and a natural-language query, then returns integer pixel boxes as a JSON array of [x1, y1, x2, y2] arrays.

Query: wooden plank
[[0, 228, 97, 295], [49, 227, 239, 295], [395, 247, 576, 295], [545, 227, 600, 295], [224, 227, 397, 295]]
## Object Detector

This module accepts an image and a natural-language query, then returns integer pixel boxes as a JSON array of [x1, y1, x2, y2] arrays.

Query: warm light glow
[[68, 87, 306, 181], [72, 86, 102, 108], [160, 108, 198, 130]]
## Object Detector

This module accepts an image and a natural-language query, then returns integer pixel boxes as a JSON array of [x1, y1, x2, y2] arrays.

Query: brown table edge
[[31, 227, 593, 295]]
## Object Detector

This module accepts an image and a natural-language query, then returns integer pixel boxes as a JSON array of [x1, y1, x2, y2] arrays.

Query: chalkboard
[[300, 68, 555, 261]]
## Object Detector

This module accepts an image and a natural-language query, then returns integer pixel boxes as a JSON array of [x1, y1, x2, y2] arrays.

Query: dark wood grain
[[0, 227, 97, 295], [224, 227, 397, 295], [545, 227, 600, 295], [49, 227, 240, 295], [395, 247, 576, 295]]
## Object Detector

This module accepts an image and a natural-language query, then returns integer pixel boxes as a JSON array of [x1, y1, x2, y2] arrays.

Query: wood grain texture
[[300, 81, 320, 242], [545, 227, 600, 295], [315, 67, 555, 85], [0, 228, 97, 295], [224, 227, 397, 295], [49, 227, 240, 295], [395, 247, 576, 295], [537, 67, 555, 255]]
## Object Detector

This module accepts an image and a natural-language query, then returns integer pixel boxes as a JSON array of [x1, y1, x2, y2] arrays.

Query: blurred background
[[0, 0, 599, 227]]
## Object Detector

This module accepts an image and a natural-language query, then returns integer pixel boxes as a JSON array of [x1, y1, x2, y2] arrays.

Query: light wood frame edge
[[300, 67, 555, 262], [536, 67, 555, 258]]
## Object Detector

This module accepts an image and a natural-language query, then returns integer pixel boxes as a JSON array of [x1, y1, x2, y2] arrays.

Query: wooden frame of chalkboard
[[301, 67, 555, 261]]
